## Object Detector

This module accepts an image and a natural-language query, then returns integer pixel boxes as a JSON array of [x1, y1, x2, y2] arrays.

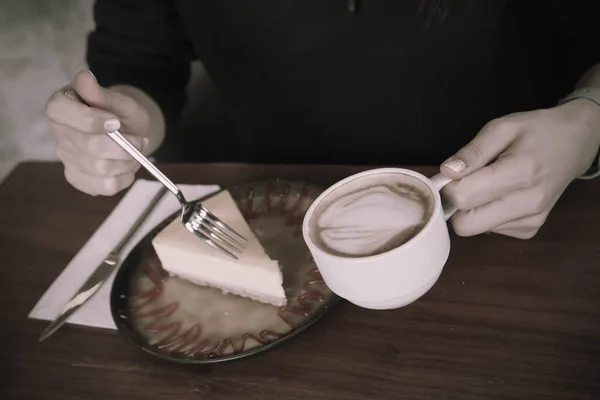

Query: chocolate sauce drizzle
[[236, 180, 311, 236], [128, 181, 329, 360]]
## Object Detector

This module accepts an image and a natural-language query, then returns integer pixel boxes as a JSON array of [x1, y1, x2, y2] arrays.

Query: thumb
[[440, 120, 517, 179], [73, 69, 133, 118]]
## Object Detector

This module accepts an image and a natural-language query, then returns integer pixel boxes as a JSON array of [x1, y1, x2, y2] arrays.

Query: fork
[[63, 89, 247, 259], [106, 130, 247, 259]]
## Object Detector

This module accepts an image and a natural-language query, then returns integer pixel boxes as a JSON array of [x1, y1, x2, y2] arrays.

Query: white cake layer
[[152, 190, 286, 307]]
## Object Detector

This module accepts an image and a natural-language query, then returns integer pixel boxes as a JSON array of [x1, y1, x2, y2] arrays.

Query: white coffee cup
[[302, 168, 455, 310]]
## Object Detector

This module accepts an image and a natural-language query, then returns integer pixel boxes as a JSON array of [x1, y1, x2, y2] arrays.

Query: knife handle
[[112, 186, 167, 254]]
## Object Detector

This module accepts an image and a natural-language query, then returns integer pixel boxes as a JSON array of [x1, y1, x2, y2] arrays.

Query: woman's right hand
[[46, 69, 151, 196]]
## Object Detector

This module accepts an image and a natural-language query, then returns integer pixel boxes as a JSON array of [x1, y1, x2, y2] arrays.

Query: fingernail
[[142, 137, 150, 152], [96, 159, 109, 174], [104, 177, 118, 194], [104, 118, 121, 132], [443, 159, 467, 173], [77, 68, 96, 81]]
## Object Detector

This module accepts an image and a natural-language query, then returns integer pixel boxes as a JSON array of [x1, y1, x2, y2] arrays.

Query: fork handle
[[106, 130, 186, 204]]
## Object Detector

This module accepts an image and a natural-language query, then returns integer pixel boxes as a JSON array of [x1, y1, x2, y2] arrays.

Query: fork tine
[[188, 208, 245, 249], [200, 217, 246, 249], [187, 215, 243, 254], [208, 225, 245, 250], [187, 224, 239, 259], [198, 204, 248, 243], [191, 208, 246, 249], [194, 221, 242, 254]]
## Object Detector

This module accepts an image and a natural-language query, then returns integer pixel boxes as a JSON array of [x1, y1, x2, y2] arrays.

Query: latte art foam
[[309, 172, 434, 257]]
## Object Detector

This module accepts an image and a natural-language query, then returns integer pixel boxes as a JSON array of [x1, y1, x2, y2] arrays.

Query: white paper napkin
[[28, 179, 220, 330]]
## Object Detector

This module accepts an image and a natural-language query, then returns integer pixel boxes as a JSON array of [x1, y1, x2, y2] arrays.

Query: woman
[[45, 0, 600, 239]]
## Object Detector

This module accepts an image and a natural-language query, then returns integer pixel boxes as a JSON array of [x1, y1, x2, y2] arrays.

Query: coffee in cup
[[302, 168, 455, 310], [308, 171, 436, 258]]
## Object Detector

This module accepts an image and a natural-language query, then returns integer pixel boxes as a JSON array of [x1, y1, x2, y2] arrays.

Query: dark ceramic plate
[[110, 179, 340, 363]]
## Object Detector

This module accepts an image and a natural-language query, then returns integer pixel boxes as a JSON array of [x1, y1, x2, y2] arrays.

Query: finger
[[442, 154, 537, 210], [74, 69, 139, 117], [441, 118, 519, 179], [64, 165, 135, 196], [46, 88, 118, 134], [52, 122, 146, 160], [492, 227, 538, 239], [491, 214, 548, 239], [450, 187, 549, 236], [56, 143, 140, 178], [492, 224, 539, 239]]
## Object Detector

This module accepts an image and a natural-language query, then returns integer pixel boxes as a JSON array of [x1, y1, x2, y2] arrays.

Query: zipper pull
[[348, 0, 361, 15]]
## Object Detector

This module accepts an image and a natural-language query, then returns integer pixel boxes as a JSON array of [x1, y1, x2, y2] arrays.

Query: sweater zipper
[[348, 0, 361, 15]]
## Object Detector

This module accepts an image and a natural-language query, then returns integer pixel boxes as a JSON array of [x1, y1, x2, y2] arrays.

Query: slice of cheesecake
[[152, 190, 286, 306]]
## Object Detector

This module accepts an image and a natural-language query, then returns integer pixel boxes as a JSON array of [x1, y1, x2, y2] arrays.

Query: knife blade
[[39, 186, 167, 341]]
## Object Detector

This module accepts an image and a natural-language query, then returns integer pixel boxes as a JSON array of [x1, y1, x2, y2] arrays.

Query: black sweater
[[86, 0, 600, 165]]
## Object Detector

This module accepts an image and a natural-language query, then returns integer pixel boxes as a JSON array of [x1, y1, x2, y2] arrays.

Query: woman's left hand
[[440, 99, 600, 239]]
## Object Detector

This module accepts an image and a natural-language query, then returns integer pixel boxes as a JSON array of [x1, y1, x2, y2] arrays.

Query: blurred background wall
[[0, 1, 94, 182], [0, 0, 221, 184]]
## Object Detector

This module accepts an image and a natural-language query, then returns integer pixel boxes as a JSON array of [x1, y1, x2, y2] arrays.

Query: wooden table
[[2, 162, 600, 400]]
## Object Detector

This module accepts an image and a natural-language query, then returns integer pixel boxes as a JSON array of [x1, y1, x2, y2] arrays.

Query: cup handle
[[430, 173, 457, 221]]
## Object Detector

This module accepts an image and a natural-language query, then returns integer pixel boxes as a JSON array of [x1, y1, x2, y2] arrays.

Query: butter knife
[[39, 187, 167, 341]]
